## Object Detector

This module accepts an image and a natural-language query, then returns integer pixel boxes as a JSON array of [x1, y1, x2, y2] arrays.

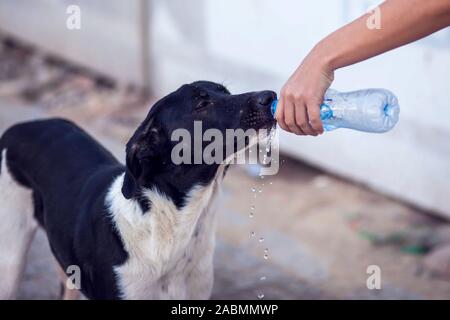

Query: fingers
[[275, 94, 323, 136], [276, 88, 304, 135], [275, 96, 303, 135], [284, 98, 304, 135], [295, 103, 316, 136], [275, 98, 289, 132], [276, 89, 323, 136], [306, 100, 324, 134]]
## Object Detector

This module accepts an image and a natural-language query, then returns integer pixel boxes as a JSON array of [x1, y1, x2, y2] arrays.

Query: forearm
[[313, 0, 450, 71], [277, 0, 450, 136]]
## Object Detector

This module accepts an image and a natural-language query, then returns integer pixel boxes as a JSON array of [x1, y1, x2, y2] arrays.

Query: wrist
[[309, 40, 337, 74]]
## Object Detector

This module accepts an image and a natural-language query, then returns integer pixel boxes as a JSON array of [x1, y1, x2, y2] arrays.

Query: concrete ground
[[1, 38, 449, 299]]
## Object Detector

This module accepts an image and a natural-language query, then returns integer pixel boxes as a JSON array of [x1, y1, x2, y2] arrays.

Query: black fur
[[1, 118, 127, 299], [0, 81, 276, 299]]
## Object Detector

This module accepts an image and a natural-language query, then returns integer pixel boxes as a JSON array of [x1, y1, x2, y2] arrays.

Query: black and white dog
[[0, 81, 276, 300]]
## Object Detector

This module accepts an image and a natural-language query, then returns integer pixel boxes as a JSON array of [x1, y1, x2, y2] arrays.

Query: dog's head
[[122, 81, 276, 203]]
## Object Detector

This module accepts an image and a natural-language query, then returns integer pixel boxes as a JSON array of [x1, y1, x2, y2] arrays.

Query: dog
[[0, 81, 276, 300]]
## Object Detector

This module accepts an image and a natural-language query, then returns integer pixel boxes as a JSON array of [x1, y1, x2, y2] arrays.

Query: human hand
[[276, 50, 334, 136]]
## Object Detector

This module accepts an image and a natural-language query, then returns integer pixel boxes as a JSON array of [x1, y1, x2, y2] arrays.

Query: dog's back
[[0, 119, 127, 299], [1, 118, 119, 190]]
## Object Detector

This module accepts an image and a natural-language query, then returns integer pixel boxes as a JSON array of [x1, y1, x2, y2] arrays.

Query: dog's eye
[[195, 100, 211, 111]]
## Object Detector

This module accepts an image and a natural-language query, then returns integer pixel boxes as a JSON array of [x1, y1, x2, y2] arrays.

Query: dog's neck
[[108, 164, 225, 266], [107, 166, 225, 298], [147, 163, 221, 205]]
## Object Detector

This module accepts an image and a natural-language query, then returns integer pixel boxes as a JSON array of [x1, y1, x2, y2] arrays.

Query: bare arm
[[277, 0, 450, 136]]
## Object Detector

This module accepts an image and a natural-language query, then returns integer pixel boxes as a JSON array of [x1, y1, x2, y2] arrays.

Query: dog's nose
[[255, 91, 277, 106]]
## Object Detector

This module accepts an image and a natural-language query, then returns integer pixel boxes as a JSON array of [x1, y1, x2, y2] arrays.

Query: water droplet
[[260, 276, 266, 281], [250, 205, 255, 211], [251, 187, 256, 192], [249, 212, 254, 218], [257, 293, 265, 299], [250, 232, 256, 237], [269, 182, 273, 185], [264, 254, 269, 260], [259, 237, 264, 243], [258, 189, 262, 193], [264, 248, 269, 253]]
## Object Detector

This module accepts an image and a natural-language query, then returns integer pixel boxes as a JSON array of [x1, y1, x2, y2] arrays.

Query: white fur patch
[[0, 149, 38, 299], [107, 167, 224, 299]]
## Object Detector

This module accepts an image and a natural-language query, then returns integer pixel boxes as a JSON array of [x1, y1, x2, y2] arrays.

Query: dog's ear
[[121, 144, 143, 199], [122, 120, 163, 199]]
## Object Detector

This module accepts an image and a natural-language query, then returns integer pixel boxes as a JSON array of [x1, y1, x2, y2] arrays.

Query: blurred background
[[0, 0, 449, 299]]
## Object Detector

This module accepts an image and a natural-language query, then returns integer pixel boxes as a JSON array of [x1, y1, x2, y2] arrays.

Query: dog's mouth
[[240, 102, 277, 149], [241, 106, 277, 132], [244, 91, 277, 131]]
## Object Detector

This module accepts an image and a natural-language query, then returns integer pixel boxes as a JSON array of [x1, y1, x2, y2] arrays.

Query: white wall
[[0, 0, 449, 218], [148, 0, 450, 218], [0, 0, 147, 85]]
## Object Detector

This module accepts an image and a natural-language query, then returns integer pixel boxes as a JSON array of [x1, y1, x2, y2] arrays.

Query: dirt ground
[[1, 36, 449, 299]]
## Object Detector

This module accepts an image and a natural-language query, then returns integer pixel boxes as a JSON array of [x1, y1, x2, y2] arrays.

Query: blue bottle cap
[[320, 104, 333, 120], [271, 100, 278, 117]]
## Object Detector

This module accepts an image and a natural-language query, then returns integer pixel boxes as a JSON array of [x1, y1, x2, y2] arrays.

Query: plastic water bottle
[[271, 88, 400, 133]]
